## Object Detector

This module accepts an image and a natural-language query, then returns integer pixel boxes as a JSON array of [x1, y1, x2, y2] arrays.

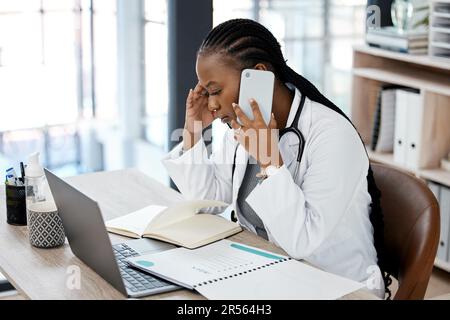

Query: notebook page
[[147, 199, 229, 231], [196, 259, 365, 300], [105, 205, 167, 237], [145, 214, 241, 248], [127, 239, 288, 288]]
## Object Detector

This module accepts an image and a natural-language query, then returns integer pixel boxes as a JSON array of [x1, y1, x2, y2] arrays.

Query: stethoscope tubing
[[231, 93, 306, 182]]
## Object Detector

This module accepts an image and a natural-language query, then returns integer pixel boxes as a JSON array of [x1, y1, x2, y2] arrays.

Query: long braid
[[200, 18, 391, 298]]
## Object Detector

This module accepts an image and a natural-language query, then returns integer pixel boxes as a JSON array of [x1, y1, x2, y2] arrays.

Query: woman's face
[[195, 53, 241, 125]]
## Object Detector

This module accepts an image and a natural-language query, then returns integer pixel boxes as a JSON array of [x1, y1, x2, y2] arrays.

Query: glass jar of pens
[[5, 153, 66, 247], [5, 165, 27, 225]]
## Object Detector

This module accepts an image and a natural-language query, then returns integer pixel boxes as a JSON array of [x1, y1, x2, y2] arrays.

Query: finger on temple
[[194, 83, 203, 94]]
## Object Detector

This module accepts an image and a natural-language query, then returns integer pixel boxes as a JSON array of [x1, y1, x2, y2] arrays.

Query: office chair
[[371, 162, 440, 300]]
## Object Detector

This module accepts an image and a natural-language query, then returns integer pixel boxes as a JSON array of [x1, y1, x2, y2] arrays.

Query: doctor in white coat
[[162, 19, 387, 299]]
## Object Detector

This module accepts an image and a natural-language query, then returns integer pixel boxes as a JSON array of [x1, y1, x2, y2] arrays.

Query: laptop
[[44, 168, 180, 298]]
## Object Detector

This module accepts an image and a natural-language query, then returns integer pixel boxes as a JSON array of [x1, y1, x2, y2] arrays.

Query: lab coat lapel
[[279, 134, 299, 170], [231, 136, 297, 190], [232, 143, 249, 200]]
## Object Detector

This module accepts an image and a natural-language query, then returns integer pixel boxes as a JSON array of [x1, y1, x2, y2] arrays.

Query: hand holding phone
[[237, 69, 275, 126], [231, 69, 282, 169]]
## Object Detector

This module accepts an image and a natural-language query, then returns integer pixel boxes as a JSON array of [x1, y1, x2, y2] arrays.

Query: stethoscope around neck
[[229, 93, 306, 223], [231, 93, 307, 183]]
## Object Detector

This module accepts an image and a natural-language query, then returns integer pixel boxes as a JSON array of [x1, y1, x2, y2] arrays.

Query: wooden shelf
[[353, 44, 450, 71], [435, 258, 450, 273], [367, 149, 450, 187], [419, 168, 450, 186], [367, 148, 415, 174], [353, 67, 450, 96]]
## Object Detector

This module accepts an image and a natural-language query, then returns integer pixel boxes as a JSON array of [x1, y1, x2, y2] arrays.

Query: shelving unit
[[352, 67, 450, 96], [351, 44, 450, 272], [430, 0, 450, 60]]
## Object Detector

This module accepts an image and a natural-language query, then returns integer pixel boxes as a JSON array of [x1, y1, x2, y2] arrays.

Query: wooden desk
[[0, 169, 379, 300]]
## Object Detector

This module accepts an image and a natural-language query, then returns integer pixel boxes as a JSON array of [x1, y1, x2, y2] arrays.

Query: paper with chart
[[126, 239, 288, 289], [195, 259, 365, 300], [127, 239, 365, 299]]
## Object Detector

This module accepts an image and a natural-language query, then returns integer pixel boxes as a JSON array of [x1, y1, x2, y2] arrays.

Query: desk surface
[[0, 168, 378, 300]]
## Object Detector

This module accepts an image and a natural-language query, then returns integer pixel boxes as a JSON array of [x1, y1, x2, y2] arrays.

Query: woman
[[162, 19, 389, 298]]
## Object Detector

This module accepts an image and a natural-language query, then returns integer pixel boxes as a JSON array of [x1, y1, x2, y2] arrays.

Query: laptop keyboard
[[113, 243, 171, 293]]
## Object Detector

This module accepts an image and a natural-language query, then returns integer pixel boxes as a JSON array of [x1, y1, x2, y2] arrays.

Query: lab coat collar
[[285, 82, 302, 129], [279, 83, 308, 171]]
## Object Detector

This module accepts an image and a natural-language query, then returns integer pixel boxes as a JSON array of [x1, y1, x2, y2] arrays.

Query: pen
[[20, 162, 25, 183]]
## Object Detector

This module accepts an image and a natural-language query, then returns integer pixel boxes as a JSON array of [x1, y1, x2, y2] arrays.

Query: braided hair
[[199, 18, 392, 298]]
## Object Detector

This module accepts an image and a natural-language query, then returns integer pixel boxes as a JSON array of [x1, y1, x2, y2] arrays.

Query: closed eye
[[209, 90, 222, 96]]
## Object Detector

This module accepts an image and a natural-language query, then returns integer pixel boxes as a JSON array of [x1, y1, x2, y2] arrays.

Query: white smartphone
[[237, 69, 275, 126]]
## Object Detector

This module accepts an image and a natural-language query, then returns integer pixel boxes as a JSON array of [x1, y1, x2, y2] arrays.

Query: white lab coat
[[162, 85, 385, 298]]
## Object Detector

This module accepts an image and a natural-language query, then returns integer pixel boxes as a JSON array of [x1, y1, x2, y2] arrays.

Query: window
[[213, 0, 254, 22], [211, 0, 367, 150], [214, 0, 366, 113], [92, 0, 118, 121], [0, 0, 120, 176], [0, 0, 82, 176], [143, 0, 168, 149], [211, 0, 255, 152]]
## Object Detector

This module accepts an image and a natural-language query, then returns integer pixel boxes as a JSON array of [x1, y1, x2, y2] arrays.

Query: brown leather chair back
[[371, 162, 440, 300]]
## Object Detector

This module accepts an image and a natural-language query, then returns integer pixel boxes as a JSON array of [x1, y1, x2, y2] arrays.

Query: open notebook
[[126, 240, 365, 300], [105, 200, 242, 249]]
